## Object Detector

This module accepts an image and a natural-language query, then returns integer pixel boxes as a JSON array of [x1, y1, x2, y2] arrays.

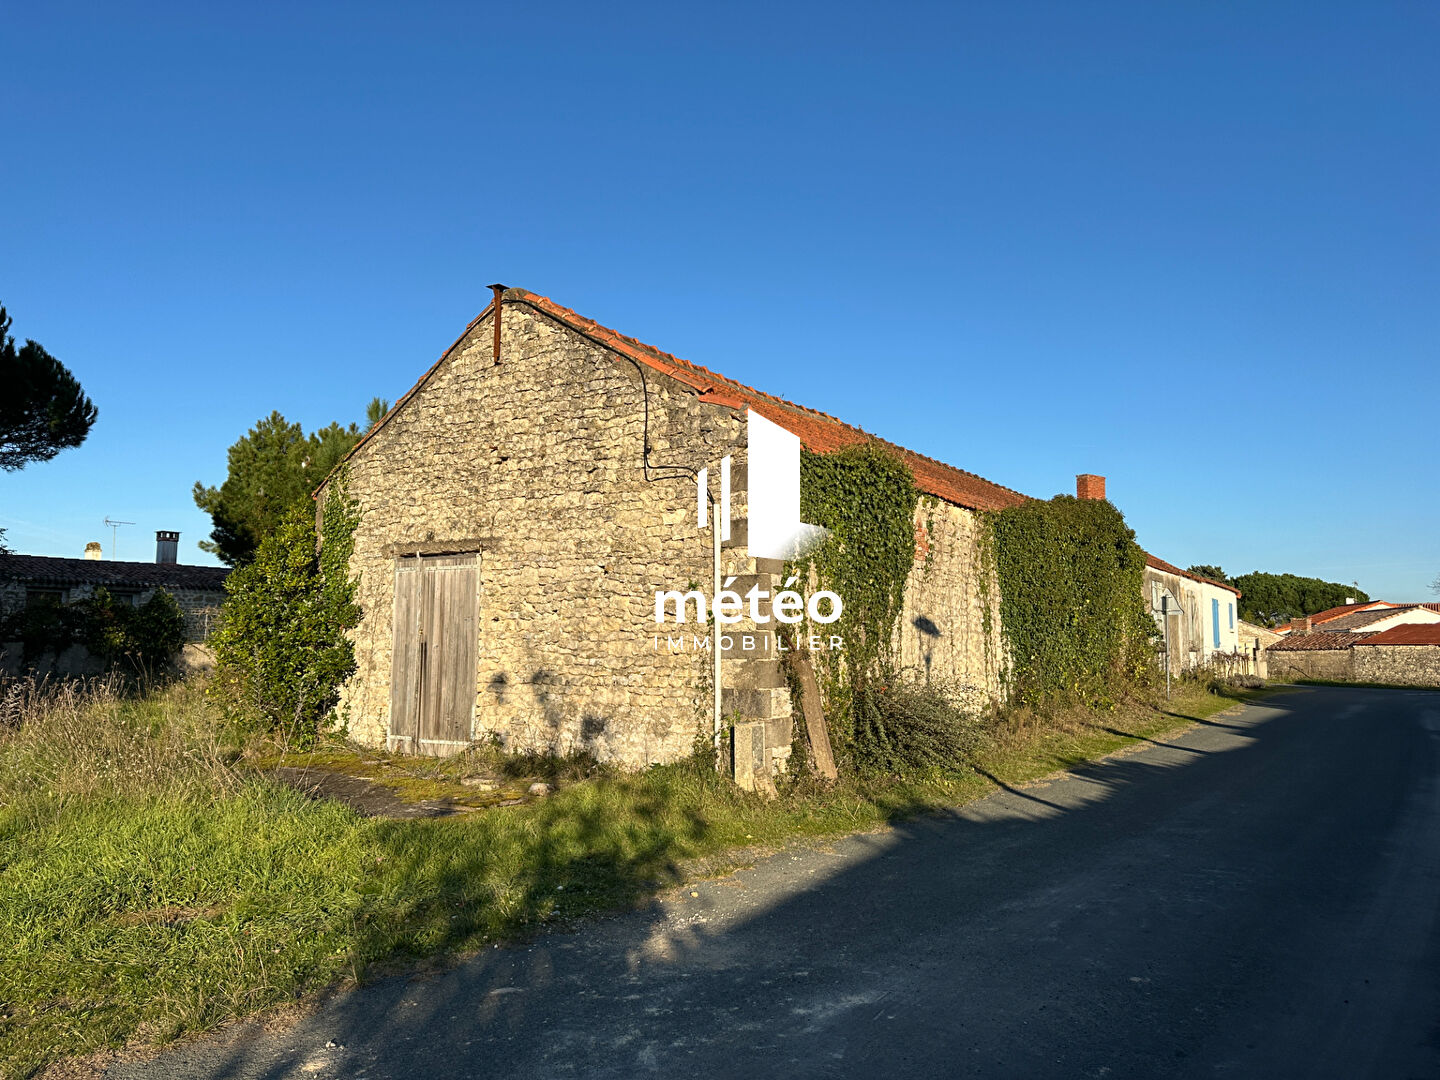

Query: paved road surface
[[113, 687, 1440, 1079]]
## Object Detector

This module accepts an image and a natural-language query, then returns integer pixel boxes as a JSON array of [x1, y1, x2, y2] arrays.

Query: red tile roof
[[1354, 624, 1440, 646], [338, 288, 1031, 513], [1268, 631, 1373, 652], [1143, 553, 1242, 596], [1307, 601, 1396, 625], [1315, 605, 1436, 633]]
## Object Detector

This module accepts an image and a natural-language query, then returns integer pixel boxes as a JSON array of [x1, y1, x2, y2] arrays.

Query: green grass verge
[[0, 679, 1263, 1077]]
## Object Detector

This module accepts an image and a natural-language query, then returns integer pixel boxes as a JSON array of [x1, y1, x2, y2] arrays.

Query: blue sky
[[2, 2, 1435, 598]]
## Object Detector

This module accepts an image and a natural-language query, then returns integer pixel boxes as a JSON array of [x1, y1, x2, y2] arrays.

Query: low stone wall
[[1352, 645, 1440, 688], [1264, 648, 1353, 683]]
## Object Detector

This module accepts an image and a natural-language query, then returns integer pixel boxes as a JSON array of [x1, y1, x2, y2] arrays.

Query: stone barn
[[319, 287, 1030, 772]]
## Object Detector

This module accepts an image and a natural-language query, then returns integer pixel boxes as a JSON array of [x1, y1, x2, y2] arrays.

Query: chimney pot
[[155, 531, 179, 565], [84, 541, 103, 561], [1076, 474, 1106, 501]]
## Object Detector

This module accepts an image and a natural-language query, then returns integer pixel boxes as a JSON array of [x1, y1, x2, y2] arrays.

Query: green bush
[[988, 495, 1156, 708], [0, 587, 186, 673], [209, 476, 361, 747]]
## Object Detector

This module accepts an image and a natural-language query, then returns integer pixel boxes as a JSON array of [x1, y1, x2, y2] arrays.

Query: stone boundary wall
[[1352, 645, 1440, 687], [1263, 648, 1354, 683]]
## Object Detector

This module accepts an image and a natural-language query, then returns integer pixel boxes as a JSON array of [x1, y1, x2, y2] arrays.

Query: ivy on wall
[[987, 495, 1155, 707], [790, 443, 919, 754]]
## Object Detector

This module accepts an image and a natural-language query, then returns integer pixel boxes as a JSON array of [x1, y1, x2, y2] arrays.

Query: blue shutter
[[1212, 598, 1221, 647]]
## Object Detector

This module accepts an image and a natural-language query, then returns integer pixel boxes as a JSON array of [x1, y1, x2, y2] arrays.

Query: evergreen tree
[[0, 305, 97, 471]]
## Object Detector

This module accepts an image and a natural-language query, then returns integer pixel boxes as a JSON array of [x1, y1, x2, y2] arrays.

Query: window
[[24, 586, 65, 608], [1228, 602, 1234, 630], [1211, 598, 1221, 648]]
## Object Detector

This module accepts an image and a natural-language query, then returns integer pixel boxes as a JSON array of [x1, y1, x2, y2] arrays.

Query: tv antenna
[[103, 517, 134, 560]]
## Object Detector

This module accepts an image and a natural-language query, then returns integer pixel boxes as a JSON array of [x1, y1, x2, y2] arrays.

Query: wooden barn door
[[388, 553, 479, 755]]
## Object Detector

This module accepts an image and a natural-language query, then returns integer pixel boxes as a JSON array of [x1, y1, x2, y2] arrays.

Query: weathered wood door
[[388, 553, 479, 754]]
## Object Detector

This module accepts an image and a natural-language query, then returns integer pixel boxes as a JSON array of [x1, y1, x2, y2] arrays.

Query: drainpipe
[[713, 499, 722, 762]]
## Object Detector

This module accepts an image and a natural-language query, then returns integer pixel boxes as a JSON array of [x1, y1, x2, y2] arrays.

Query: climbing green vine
[[987, 495, 1155, 708], [789, 443, 919, 756]]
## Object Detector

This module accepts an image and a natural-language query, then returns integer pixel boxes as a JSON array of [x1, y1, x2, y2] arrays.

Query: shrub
[[209, 476, 361, 747], [0, 587, 186, 674], [850, 672, 989, 775]]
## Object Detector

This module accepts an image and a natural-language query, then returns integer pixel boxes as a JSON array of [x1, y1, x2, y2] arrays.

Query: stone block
[[723, 685, 792, 720], [728, 657, 787, 690]]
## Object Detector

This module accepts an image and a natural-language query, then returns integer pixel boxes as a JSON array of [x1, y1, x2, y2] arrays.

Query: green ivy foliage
[[791, 443, 919, 757], [209, 473, 362, 747], [0, 588, 186, 673], [988, 495, 1154, 707]]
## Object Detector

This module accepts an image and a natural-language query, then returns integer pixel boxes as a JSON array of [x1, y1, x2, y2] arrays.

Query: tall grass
[[0, 674, 1253, 1078]]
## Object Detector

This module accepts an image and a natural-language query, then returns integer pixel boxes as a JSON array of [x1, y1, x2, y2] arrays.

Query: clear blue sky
[[2, 2, 1435, 599]]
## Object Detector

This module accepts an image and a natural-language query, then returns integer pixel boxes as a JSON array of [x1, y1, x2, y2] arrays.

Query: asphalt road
[[113, 687, 1440, 1080]]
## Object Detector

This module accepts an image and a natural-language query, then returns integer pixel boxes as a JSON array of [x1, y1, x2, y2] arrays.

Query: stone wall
[[326, 299, 753, 768], [325, 297, 1007, 772], [898, 496, 1002, 700], [1352, 645, 1440, 688], [1263, 648, 1354, 683], [0, 583, 223, 676]]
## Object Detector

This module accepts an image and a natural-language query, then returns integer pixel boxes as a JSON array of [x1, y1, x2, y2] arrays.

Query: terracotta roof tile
[[1143, 553, 1242, 596], [1268, 631, 1373, 652], [1308, 601, 1396, 625], [1354, 624, 1440, 646], [1315, 606, 1434, 633]]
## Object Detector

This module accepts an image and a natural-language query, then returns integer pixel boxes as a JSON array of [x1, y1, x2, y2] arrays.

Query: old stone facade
[[1352, 644, 1440, 687], [0, 553, 227, 675], [1141, 556, 1242, 675], [898, 497, 1003, 700], [323, 288, 1022, 772]]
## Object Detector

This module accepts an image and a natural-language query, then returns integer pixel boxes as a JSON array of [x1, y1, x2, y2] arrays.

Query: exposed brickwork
[[1075, 474, 1106, 501]]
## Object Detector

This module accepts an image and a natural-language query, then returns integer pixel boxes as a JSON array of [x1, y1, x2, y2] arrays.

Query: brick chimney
[[155, 531, 179, 565], [1288, 616, 1312, 633], [1076, 474, 1106, 501]]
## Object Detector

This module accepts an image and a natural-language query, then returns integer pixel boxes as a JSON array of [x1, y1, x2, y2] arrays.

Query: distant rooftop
[[0, 553, 229, 592]]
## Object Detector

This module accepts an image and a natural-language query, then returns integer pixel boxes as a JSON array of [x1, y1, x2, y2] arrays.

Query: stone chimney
[[1076, 474, 1106, 501], [1288, 616, 1312, 634], [155, 531, 179, 565], [84, 541, 103, 561]]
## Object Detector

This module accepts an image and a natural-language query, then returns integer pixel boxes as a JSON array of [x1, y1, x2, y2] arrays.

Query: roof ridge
[[508, 288, 1031, 509]]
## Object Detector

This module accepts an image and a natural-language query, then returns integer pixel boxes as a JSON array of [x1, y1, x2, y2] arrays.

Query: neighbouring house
[[1266, 622, 1440, 687], [317, 286, 1042, 774], [1141, 555, 1243, 674], [0, 531, 228, 676], [1291, 600, 1399, 631], [1351, 624, 1440, 687], [1284, 605, 1440, 637]]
